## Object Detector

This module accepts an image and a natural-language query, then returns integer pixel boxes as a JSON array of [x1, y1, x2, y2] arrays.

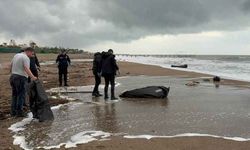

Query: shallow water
[[11, 76, 250, 149]]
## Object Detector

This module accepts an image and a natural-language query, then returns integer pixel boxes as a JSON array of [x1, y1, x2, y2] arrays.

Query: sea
[[116, 55, 250, 82]]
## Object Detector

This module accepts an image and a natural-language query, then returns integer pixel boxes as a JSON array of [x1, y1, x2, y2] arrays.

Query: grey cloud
[[87, 0, 250, 34], [0, 0, 250, 48], [242, 0, 250, 12], [0, 1, 63, 36], [87, 0, 209, 30]]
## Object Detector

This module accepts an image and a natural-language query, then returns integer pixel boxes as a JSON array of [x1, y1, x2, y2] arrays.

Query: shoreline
[[118, 61, 250, 88], [117, 55, 250, 83], [1, 53, 250, 150]]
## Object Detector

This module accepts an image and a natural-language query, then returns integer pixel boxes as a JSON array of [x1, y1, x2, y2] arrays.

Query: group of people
[[9, 47, 119, 117], [92, 49, 119, 100]]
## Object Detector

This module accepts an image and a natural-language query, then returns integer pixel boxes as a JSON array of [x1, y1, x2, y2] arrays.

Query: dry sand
[[1, 53, 250, 150]]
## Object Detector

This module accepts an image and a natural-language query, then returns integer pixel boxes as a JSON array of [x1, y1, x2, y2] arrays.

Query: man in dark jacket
[[56, 50, 71, 86], [28, 52, 40, 82], [92, 52, 103, 97], [101, 49, 119, 100]]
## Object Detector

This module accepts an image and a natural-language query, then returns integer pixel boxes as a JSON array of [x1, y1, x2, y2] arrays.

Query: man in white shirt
[[10, 47, 37, 117]]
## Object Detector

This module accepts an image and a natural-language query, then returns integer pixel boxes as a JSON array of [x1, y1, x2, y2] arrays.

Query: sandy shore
[[1, 53, 250, 150]]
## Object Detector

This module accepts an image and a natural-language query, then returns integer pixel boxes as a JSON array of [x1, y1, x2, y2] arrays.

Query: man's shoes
[[104, 96, 109, 100], [64, 84, 69, 86], [92, 93, 98, 97], [111, 97, 118, 100], [97, 93, 103, 97], [92, 92, 103, 97]]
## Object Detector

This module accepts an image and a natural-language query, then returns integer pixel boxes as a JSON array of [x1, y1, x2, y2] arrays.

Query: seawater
[[117, 55, 250, 82]]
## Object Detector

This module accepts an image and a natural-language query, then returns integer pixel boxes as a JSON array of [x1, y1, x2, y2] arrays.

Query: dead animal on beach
[[185, 81, 200, 86], [120, 86, 170, 98]]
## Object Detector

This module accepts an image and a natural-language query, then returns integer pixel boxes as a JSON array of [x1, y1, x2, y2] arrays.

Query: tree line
[[0, 46, 84, 54]]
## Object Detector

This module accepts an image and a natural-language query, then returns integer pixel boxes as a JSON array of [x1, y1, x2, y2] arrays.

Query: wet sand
[[11, 76, 250, 149], [1, 53, 250, 149]]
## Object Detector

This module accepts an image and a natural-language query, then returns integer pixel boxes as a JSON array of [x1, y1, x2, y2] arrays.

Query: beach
[[1, 53, 250, 150]]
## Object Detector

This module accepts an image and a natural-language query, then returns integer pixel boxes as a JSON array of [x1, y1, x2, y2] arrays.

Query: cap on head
[[24, 47, 34, 52]]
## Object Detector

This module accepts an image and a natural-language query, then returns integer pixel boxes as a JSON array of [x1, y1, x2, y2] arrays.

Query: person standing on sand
[[56, 50, 71, 86], [10, 47, 37, 117], [92, 52, 103, 97], [101, 49, 119, 100], [19, 49, 40, 107]]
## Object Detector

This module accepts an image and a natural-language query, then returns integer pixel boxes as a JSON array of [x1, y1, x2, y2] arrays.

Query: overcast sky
[[1, 0, 250, 54]]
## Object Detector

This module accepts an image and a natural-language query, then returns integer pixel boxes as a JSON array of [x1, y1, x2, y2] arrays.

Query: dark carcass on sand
[[120, 86, 170, 98]]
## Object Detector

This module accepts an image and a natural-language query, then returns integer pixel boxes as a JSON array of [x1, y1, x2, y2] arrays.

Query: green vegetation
[[0, 46, 84, 54], [0, 46, 21, 53]]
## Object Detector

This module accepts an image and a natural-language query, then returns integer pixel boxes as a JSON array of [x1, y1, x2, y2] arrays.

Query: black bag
[[29, 80, 54, 122], [119, 86, 170, 98]]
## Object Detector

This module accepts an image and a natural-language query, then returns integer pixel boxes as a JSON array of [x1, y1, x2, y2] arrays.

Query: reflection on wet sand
[[92, 97, 119, 133]]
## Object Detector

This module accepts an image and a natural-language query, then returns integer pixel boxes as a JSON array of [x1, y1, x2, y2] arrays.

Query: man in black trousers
[[10, 47, 37, 117], [92, 52, 103, 97], [56, 50, 71, 86], [101, 49, 119, 100]]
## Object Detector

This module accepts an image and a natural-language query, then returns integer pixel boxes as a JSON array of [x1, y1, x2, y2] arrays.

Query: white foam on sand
[[49, 95, 77, 101], [8, 101, 110, 150], [36, 131, 110, 149], [8, 113, 33, 132], [8, 113, 34, 150], [47, 83, 121, 94], [124, 133, 250, 141], [8, 104, 70, 150], [46, 85, 94, 93], [9, 113, 250, 150], [64, 131, 111, 148]]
